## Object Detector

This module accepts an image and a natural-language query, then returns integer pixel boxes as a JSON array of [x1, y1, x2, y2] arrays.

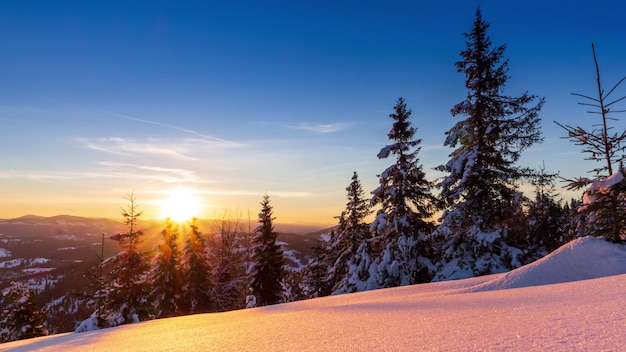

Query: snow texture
[[0, 248, 11, 258], [581, 171, 624, 208], [3, 237, 626, 351]]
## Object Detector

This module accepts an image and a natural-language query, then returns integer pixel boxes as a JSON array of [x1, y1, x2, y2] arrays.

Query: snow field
[[3, 236, 626, 351]]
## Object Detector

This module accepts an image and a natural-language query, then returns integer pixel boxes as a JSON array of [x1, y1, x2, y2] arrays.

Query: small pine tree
[[149, 218, 182, 318], [370, 97, 438, 287], [180, 218, 214, 314], [328, 171, 372, 294], [433, 9, 544, 280], [525, 164, 568, 255], [556, 44, 626, 243], [97, 193, 151, 327], [250, 194, 285, 306], [0, 282, 48, 342]]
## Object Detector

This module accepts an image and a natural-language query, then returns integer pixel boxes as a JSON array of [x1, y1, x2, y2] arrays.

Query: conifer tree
[[525, 164, 568, 255], [250, 194, 285, 306], [556, 44, 626, 243], [433, 9, 544, 280], [97, 192, 151, 326], [149, 218, 182, 318], [370, 97, 438, 287], [0, 282, 48, 342], [328, 171, 372, 294], [180, 218, 214, 313]]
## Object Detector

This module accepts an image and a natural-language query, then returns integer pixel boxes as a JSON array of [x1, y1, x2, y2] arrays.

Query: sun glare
[[158, 189, 202, 222]]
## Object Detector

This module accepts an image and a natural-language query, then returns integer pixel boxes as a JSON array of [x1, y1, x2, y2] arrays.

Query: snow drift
[[463, 236, 626, 293], [2, 236, 626, 351]]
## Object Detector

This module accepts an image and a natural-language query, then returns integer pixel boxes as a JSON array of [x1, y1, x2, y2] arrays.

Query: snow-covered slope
[[3, 236, 626, 351]]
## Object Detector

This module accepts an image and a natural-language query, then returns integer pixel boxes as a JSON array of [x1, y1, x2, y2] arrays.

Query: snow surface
[[3, 236, 626, 352], [0, 248, 10, 258]]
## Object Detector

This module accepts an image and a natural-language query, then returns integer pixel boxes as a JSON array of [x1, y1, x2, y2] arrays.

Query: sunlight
[[158, 188, 202, 222]]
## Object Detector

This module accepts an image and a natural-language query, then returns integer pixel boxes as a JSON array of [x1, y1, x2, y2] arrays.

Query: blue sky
[[1, 1, 625, 225]]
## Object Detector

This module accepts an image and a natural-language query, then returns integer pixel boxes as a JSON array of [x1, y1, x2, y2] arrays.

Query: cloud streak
[[78, 137, 198, 160], [288, 122, 352, 134], [99, 110, 241, 147]]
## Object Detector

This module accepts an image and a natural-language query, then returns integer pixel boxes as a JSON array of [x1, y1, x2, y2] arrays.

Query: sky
[[1, 1, 626, 226], [4, 236, 626, 351]]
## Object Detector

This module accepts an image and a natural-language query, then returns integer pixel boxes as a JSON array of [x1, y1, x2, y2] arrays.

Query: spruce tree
[[0, 282, 48, 342], [97, 192, 151, 326], [525, 164, 568, 255], [370, 97, 438, 287], [180, 218, 214, 313], [149, 218, 182, 318], [250, 194, 285, 306], [433, 9, 544, 280], [328, 171, 372, 294], [556, 44, 626, 243]]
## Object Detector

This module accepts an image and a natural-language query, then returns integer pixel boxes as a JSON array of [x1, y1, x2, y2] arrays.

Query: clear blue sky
[[1, 1, 625, 225]]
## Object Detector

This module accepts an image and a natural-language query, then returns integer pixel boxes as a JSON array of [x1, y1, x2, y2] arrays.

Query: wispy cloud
[[100, 110, 240, 147], [288, 122, 352, 134], [0, 163, 207, 184], [97, 161, 208, 184], [78, 137, 198, 160]]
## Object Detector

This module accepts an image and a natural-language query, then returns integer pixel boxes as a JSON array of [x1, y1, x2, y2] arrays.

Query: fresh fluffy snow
[[3, 236, 626, 351]]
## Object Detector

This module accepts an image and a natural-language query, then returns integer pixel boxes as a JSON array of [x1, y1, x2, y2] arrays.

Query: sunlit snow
[[3, 237, 626, 351]]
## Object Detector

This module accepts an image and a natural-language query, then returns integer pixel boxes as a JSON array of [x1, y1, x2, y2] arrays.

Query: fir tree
[[0, 282, 48, 342], [433, 9, 544, 280], [306, 241, 333, 298], [180, 218, 214, 313], [525, 164, 568, 255], [250, 194, 285, 306], [556, 44, 626, 243], [97, 193, 151, 326], [328, 171, 372, 294], [149, 218, 182, 318], [370, 97, 438, 287]]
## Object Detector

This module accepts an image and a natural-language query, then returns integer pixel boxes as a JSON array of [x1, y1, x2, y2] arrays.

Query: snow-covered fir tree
[[524, 164, 569, 257], [433, 9, 544, 280], [149, 218, 182, 318], [0, 281, 48, 342], [370, 97, 439, 287], [180, 218, 214, 314], [250, 194, 285, 306], [92, 193, 151, 327], [328, 171, 372, 294], [556, 44, 626, 243]]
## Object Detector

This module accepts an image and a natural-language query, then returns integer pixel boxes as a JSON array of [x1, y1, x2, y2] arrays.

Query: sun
[[158, 188, 202, 222]]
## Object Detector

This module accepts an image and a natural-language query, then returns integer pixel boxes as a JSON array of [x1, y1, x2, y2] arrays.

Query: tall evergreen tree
[[370, 97, 438, 287], [433, 9, 544, 280], [328, 171, 372, 294], [250, 194, 285, 306], [149, 218, 182, 318], [97, 192, 151, 326], [556, 44, 626, 243], [180, 218, 214, 314]]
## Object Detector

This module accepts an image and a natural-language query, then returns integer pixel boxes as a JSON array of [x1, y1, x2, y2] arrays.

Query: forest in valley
[[2, 8, 626, 343]]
